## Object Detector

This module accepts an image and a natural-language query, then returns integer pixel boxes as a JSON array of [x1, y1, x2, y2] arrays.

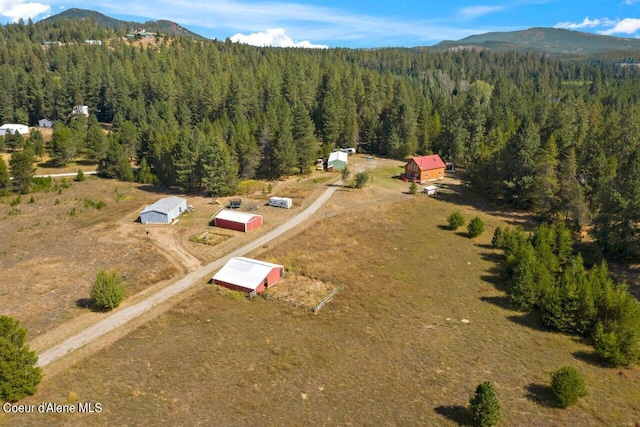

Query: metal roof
[[328, 151, 348, 163], [213, 257, 283, 290], [214, 209, 262, 224], [140, 196, 186, 215], [409, 154, 445, 171]]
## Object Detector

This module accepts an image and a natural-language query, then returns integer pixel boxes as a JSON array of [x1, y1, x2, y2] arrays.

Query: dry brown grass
[[4, 164, 639, 426], [0, 168, 341, 343], [265, 273, 339, 309]]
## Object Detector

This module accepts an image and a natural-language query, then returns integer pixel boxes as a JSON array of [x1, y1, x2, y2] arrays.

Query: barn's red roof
[[408, 154, 445, 171]]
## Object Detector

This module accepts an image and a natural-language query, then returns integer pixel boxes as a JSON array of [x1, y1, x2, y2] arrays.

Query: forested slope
[[0, 18, 639, 261]]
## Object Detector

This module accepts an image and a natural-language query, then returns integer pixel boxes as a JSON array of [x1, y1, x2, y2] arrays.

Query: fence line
[[260, 282, 345, 313], [260, 293, 309, 310], [312, 283, 344, 313]]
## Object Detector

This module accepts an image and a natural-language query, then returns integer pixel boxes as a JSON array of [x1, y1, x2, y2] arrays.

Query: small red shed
[[404, 154, 446, 182], [213, 209, 263, 232], [212, 257, 284, 293]]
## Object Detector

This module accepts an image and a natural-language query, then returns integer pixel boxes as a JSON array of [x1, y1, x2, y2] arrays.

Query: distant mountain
[[39, 8, 205, 39], [429, 27, 640, 56]]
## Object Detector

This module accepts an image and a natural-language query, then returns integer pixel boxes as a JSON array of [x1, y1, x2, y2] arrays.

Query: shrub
[[409, 182, 418, 195], [0, 315, 42, 402], [468, 216, 485, 238], [91, 270, 126, 311], [593, 322, 640, 367], [551, 366, 588, 408], [341, 166, 352, 182], [491, 227, 504, 248], [468, 381, 501, 427], [354, 171, 370, 189], [74, 169, 85, 182], [447, 212, 465, 230], [10, 195, 20, 206]]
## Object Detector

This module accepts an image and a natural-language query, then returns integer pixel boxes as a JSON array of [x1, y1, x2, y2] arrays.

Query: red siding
[[265, 266, 284, 288], [215, 215, 262, 232], [246, 216, 263, 232], [214, 279, 265, 293], [214, 218, 246, 232]]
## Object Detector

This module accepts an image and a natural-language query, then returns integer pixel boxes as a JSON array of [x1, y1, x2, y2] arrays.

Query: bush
[[491, 227, 504, 248], [354, 171, 370, 189], [0, 315, 42, 402], [409, 182, 418, 195], [447, 212, 465, 230], [551, 366, 588, 408], [468, 216, 485, 238], [593, 322, 640, 367], [468, 381, 501, 427], [31, 176, 52, 192], [91, 270, 126, 311], [74, 169, 85, 182], [341, 166, 352, 182]]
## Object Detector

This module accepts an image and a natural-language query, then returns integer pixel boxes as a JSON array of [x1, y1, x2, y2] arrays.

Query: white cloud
[[40, 0, 523, 46], [458, 5, 505, 20], [0, 0, 50, 21], [230, 28, 327, 48], [554, 17, 602, 30], [600, 18, 640, 35]]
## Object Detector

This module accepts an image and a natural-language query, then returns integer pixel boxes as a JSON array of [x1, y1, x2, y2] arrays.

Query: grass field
[[0, 167, 333, 345], [4, 168, 639, 426]]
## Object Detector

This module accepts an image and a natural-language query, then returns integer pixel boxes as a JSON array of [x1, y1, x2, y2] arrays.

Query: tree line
[[0, 18, 639, 260], [493, 223, 640, 367]]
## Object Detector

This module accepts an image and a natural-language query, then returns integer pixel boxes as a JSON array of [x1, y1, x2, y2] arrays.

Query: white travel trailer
[[268, 197, 292, 209]]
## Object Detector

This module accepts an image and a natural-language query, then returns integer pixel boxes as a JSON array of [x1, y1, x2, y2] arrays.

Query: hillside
[[39, 8, 205, 39], [430, 27, 640, 56]]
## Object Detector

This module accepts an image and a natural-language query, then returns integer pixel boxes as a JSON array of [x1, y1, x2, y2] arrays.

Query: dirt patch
[[265, 273, 340, 310]]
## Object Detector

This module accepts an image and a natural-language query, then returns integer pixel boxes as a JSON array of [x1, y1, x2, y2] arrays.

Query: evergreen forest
[[1, 17, 640, 262]]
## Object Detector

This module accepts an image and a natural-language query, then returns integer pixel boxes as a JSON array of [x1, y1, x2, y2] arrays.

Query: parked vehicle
[[268, 196, 292, 209]]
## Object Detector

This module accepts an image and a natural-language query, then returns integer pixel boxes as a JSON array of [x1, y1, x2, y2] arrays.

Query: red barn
[[404, 154, 446, 182], [213, 209, 263, 232], [212, 257, 284, 294]]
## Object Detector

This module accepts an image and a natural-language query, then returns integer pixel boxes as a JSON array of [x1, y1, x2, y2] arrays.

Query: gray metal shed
[[140, 196, 188, 224]]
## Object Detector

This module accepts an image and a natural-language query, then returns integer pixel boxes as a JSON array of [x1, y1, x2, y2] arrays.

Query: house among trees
[[140, 196, 188, 224], [71, 105, 89, 116], [85, 39, 102, 45], [327, 151, 348, 171], [404, 154, 445, 182], [212, 257, 284, 294], [0, 124, 29, 136], [38, 118, 54, 128]]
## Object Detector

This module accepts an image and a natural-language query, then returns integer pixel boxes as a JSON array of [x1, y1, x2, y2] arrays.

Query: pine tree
[[551, 366, 588, 408], [0, 157, 10, 193], [49, 125, 80, 167], [84, 122, 108, 161], [468, 381, 501, 427], [98, 139, 133, 181], [533, 135, 560, 219], [292, 102, 318, 174], [9, 148, 35, 193], [557, 146, 589, 227], [594, 146, 640, 261], [0, 315, 42, 402], [27, 129, 45, 160]]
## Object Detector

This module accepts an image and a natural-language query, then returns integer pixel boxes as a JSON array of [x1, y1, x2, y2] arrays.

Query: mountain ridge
[[39, 8, 205, 39], [428, 27, 640, 56]]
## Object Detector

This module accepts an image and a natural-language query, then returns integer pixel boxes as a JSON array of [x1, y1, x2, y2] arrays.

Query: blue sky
[[1, 0, 639, 48]]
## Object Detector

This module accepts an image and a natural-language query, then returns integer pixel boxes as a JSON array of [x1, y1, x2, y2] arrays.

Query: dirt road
[[37, 179, 342, 368]]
